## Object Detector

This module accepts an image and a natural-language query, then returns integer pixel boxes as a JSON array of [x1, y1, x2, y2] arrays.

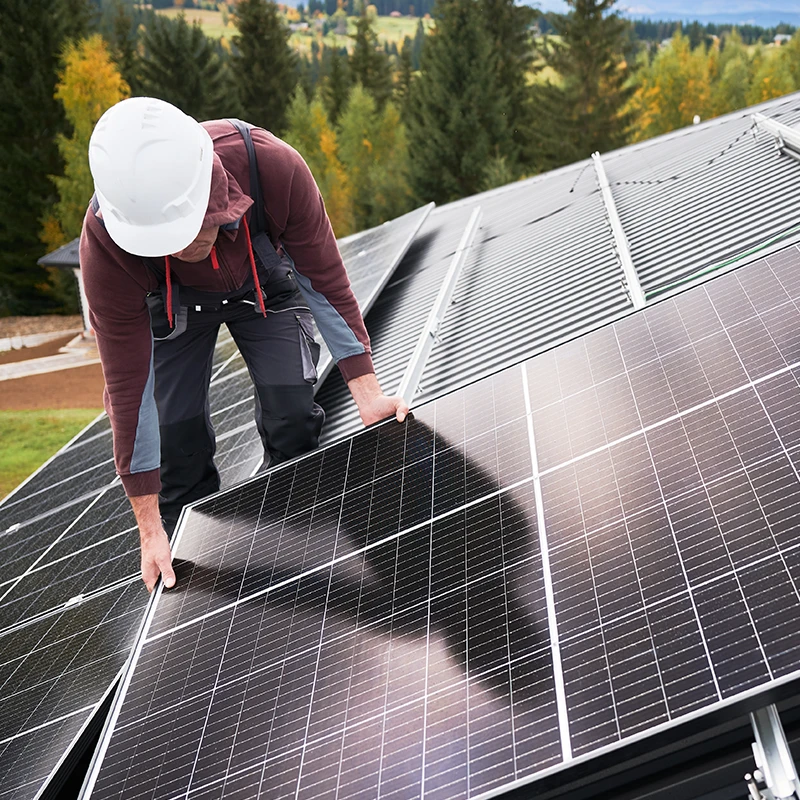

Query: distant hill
[[534, 1, 800, 27]]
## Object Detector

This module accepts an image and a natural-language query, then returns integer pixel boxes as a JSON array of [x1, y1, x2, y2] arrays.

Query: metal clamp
[[745, 705, 800, 800], [752, 113, 800, 162]]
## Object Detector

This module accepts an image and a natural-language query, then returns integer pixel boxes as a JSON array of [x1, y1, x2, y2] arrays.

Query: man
[[81, 98, 407, 593]]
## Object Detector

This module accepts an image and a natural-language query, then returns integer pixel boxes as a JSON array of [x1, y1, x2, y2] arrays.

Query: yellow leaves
[[299, 96, 355, 237], [627, 28, 798, 141], [40, 215, 67, 254], [45, 34, 130, 244], [56, 34, 130, 139]]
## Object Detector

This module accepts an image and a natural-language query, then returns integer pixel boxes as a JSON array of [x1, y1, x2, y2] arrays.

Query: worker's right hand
[[129, 493, 177, 593], [139, 525, 177, 593]]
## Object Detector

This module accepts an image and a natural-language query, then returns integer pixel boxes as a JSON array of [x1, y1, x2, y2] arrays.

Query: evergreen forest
[[2, 0, 800, 314]]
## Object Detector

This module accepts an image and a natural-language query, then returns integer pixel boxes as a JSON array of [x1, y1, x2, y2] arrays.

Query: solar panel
[[0, 210, 434, 800], [82, 245, 800, 798], [0, 582, 148, 800]]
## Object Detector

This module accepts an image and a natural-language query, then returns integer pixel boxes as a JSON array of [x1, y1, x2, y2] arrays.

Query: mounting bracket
[[745, 705, 800, 800]]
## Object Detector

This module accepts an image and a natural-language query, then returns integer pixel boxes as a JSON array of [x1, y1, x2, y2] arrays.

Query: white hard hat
[[88, 97, 214, 257]]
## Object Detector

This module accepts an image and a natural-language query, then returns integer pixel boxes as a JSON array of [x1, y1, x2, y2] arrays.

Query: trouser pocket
[[295, 312, 320, 384]]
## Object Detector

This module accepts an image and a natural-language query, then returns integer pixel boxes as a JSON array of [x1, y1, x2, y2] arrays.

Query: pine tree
[[411, 18, 425, 70], [0, 0, 91, 315], [323, 47, 352, 124], [395, 36, 414, 110], [285, 89, 354, 236], [44, 35, 130, 252], [139, 12, 241, 121], [350, 13, 392, 107], [481, 0, 535, 171], [406, 0, 511, 203], [231, 0, 298, 135], [106, 0, 142, 93], [531, 0, 632, 169]]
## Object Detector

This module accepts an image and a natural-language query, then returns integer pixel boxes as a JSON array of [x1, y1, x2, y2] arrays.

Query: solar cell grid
[[85, 246, 800, 799], [0, 498, 102, 579], [0, 582, 148, 799]]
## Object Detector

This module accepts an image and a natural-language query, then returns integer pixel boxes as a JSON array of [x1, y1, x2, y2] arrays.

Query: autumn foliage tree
[[627, 32, 713, 141], [628, 30, 799, 141], [43, 34, 130, 252], [285, 89, 355, 236], [337, 84, 412, 229]]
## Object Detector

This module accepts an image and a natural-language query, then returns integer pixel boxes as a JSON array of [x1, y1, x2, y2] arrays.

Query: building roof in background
[[37, 237, 79, 268]]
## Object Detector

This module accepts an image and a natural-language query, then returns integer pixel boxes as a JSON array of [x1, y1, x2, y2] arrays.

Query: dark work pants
[[153, 296, 325, 531]]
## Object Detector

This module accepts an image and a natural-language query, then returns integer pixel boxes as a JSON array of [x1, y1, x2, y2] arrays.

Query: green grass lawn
[[0, 409, 102, 500]]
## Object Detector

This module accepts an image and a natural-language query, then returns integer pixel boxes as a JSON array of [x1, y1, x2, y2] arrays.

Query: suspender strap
[[226, 118, 267, 236]]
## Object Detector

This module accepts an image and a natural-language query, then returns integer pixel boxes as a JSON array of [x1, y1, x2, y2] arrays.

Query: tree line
[[3, 0, 800, 315]]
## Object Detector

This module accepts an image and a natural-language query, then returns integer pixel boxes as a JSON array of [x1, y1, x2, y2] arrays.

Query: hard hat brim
[[96, 126, 215, 258]]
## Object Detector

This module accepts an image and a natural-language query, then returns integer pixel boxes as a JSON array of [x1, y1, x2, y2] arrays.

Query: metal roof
[[317, 91, 800, 443], [603, 92, 800, 295]]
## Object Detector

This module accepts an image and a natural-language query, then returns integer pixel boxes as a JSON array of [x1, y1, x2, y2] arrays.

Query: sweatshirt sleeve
[[266, 143, 375, 383], [80, 208, 162, 497]]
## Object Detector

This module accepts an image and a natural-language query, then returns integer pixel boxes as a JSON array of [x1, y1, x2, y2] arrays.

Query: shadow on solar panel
[[82, 370, 562, 800], [81, 244, 800, 800]]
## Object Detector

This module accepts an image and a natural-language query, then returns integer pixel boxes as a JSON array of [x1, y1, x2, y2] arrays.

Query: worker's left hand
[[348, 373, 408, 426], [357, 392, 409, 426]]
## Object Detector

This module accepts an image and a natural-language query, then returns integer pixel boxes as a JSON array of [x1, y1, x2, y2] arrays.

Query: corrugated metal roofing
[[317, 91, 800, 443], [604, 92, 800, 295], [317, 161, 632, 441]]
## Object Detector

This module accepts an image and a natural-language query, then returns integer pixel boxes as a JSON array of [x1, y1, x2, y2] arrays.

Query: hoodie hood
[[202, 152, 253, 229]]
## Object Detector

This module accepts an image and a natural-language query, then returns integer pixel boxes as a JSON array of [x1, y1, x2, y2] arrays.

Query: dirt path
[[0, 364, 105, 411]]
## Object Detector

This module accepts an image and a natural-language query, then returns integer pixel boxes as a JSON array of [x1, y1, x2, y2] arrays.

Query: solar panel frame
[[81, 245, 800, 799]]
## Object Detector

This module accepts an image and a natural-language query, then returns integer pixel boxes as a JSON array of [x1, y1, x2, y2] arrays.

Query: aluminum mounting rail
[[745, 704, 800, 800], [592, 151, 647, 309], [752, 112, 800, 164], [396, 206, 483, 406]]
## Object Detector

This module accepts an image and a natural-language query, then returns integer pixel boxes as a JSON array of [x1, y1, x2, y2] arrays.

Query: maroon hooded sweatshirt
[[80, 121, 374, 498]]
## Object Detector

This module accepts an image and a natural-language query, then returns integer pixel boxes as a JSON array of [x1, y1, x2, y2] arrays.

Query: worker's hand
[[140, 526, 177, 594], [347, 373, 408, 426], [357, 393, 409, 426], [129, 493, 177, 593]]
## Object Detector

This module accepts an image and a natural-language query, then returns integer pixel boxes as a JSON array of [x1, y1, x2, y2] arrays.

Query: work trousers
[[152, 294, 325, 531]]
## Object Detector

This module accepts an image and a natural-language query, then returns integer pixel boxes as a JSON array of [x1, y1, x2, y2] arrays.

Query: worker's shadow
[[166, 412, 552, 716]]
